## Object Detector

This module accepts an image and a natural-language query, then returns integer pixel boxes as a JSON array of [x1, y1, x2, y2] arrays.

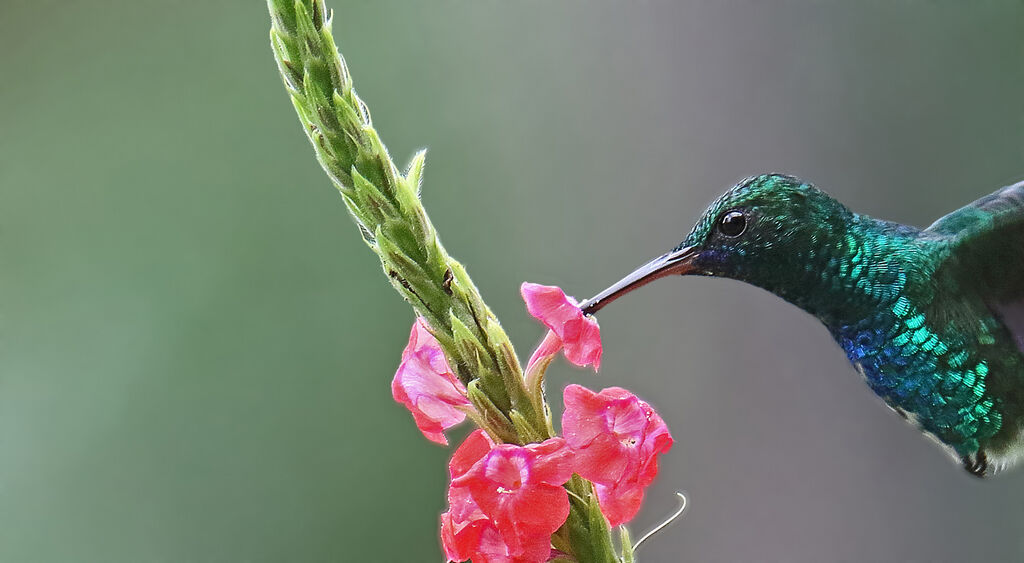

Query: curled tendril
[[632, 491, 688, 553]]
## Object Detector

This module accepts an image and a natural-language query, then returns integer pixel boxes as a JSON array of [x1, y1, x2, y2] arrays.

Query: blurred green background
[[2, 1, 1024, 561]]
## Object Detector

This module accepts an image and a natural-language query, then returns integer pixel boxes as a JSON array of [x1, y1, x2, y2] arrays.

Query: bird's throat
[[739, 216, 941, 331]]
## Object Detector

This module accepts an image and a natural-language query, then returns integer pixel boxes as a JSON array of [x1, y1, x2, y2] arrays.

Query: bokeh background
[[3, 1, 1024, 561]]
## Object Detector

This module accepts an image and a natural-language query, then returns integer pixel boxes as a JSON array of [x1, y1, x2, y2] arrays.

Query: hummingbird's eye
[[717, 211, 747, 237]]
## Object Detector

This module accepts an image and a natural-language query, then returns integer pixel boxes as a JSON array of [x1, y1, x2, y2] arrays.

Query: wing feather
[[926, 179, 1024, 242], [927, 179, 1024, 344]]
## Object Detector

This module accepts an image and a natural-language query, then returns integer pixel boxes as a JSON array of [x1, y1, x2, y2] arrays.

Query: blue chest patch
[[830, 309, 1001, 457], [835, 323, 937, 408]]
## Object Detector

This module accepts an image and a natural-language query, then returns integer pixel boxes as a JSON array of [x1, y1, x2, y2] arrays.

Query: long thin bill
[[578, 246, 697, 316]]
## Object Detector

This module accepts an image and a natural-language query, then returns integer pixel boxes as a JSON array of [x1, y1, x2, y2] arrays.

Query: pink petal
[[441, 487, 488, 562], [450, 430, 494, 479], [511, 484, 571, 535], [561, 385, 608, 446], [573, 433, 630, 484], [560, 317, 603, 370], [474, 525, 553, 563], [521, 283, 581, 329], [392, 318, 472, 445], [594, 482, 646, 527], [521, 283, 602, 370], [479, 446, 530, 490], [524, 437, 574, 485], [525, 330, 564, 375]]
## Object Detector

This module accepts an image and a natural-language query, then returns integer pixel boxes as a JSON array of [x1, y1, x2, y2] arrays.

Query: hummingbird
[[580, 174, 1024, 477]]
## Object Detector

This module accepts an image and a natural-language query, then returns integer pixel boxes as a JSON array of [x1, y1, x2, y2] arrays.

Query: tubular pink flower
[[524, 330, 563, 380], [443, 430, 570, 561], [520, 282, 602, 370], [441, 489, 552, 563], [442, 431, 495, 562], [392, 317, 471, 445], [561, 384, 673, 526], [441, 484, 490, 562]]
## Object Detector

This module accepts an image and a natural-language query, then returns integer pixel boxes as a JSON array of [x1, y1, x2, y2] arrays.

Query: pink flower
[[442, 430, 571, 562], [441, 487, 551, 563], [441, 432, 494, 563], [441, 482, 491, 562], [591, 481, 648, 528], [392, 317, 472, 445], [561, 384, 673, 526], [520, 282, 602, 371]]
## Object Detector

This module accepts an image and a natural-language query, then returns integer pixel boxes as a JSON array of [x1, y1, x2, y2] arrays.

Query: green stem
[[266, 1, 620, 560], [268, 0, 535, 436]]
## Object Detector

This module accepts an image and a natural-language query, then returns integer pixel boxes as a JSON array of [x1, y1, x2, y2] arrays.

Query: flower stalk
[[266, 1, 632, 560], [267, 0, 540, 442]]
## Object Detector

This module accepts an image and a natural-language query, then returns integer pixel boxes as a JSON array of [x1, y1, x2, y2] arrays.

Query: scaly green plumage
[[586, 174, 1024, 477]]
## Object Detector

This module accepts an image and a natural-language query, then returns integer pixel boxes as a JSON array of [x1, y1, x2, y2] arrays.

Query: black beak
[[579, 245, 698, 316]]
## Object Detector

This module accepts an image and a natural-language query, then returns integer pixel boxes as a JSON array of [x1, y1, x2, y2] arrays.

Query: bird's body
[[581, 174, 1024, 477]]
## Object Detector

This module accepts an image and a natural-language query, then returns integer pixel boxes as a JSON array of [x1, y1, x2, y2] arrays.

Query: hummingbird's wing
[[926, 179, 1024, 350], [925, 179, 1024, 244]]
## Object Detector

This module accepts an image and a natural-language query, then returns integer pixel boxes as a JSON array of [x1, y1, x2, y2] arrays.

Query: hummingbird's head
[[580, 174, 852, 315]]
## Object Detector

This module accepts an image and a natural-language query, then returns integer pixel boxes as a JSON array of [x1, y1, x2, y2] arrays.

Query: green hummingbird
[[580, 174, 1024, 477]]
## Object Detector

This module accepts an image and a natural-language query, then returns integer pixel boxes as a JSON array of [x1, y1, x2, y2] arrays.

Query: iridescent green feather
[[677, 175, 1024, 475]]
